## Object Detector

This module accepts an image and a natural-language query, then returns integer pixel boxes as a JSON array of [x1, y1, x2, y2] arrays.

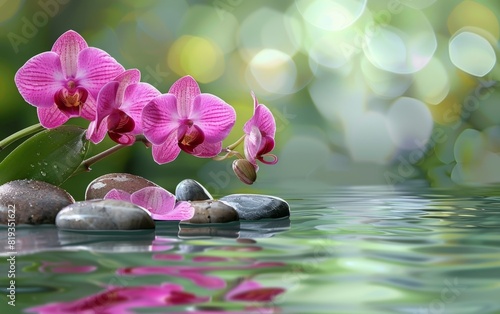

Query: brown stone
[[85, 173, 157, 200], [186, 200, 239, 224], [0, 179, 74, 225], [56, 199, 155, 231]]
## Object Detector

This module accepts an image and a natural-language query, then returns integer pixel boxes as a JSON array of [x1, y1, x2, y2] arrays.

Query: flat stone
[[175, 179, 213, 201], [186, 200, 239, 224], [85, 173, 157, 200], [219, 194, 290, 220], [56, 199, 155, 231], [0, 179, 74, 225]]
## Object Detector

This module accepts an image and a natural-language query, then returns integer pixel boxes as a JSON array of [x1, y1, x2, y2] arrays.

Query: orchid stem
[[80, 144, 127, 172], [71, 135, 150, 176], [226, 134, 246, 151], [0, 123, 44, 152]]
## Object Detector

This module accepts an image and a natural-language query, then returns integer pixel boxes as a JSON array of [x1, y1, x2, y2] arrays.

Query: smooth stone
[[175, 179, 213, 201], [186, 200, 239, 224], [56, 199, 155, 231], [219, 194, 290, 220], [85, 173, 157, 200], [0, 179, 74, 225]]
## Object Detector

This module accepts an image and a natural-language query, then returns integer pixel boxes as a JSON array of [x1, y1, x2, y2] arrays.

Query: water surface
[[1, 184, 500, 313]]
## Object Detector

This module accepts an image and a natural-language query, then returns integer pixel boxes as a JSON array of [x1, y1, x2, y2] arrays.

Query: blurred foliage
[[1, 0, 500, 199]]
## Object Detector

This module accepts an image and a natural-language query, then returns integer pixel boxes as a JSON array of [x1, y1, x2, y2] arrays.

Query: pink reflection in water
[[26, 283, 209, 314]]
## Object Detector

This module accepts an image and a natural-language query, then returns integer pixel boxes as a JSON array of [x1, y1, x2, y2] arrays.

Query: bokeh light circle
[[167, 36, 224, 83], [363, 9, 436, 74], [239, 7, 298, 62], [296, 0, 367, 31], [449, 31, 496, 77], [386, 97, 433, 150], [0, 0, 22, 23], [247, 49, 297, 95], [345, 111, 395, 164], [412, 57, 450, 105]]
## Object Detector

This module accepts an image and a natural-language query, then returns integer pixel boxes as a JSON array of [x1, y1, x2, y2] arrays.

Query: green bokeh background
[[1, 0, 500, 200]]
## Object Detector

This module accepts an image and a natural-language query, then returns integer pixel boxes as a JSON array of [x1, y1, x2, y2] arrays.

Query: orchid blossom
[[243, 92, 278, 170], [142, 75, 236, 164], [104, 187, 194, 221], [14, 30, 124, 128], [86, 69, 160, 145]]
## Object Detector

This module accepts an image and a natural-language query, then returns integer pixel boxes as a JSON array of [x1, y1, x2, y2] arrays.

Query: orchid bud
[[232, 159, 257, 185]]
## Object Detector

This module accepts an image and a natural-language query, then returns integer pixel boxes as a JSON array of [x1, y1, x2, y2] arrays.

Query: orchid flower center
[[106, 110, 136, 145], [107, 110, 135, 134], [178, 120, 205, 154], [54, 81, 88, 117]]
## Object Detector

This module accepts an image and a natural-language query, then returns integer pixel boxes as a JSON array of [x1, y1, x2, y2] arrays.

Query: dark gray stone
[[0, 179, 74, 225], [186, 200, 239, 224], [175, 179, 213, 201], [56, 199, 155, 231], [85, 173, 157, 200], [219, 194, 290, 220]]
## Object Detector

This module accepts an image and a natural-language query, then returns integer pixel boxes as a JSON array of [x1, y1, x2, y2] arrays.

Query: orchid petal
[[243, 104, 276, 137], [259, 153, 279, 165], [244, 126, 262, 166], [112, 69, 141, 105], [76, 47, 125, 98], [51, 30, 87, 78], [192, 94, 236, 142], [14, 52, 63, 108], [79, 93, 97, 121], [253, 104, 276, 137], [104, 189, 132, 202], [259, 135, 276, 156], [86, 116, 108, 144], [112, 68, 141, 84], [146, 200, 194, 221], [168, 76, 200, 118], [51, 30, 88, 53], [122, 82, 161, 134], [151, 131, 181, 164], [131, 187, 176, 217], [142, 94, 179, 145], [192, 141, 223, 158], [243, 93, 276, 137], [108, 131, 136, 146], [89, 81, 120, 141], [37, 105, 69, 129]]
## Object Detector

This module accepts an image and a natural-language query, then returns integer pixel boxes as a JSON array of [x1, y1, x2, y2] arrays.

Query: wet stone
[[0, 179, 75, 225], [175, 179, 213, 201], [56, 199, 155, 231], [186, 200, 239, 224], [85, 173, 157, 200], [219, 194, 290, 220]]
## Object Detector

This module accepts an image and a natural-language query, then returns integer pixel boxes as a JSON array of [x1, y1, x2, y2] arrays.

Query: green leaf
[[0, 125, 90, 186]]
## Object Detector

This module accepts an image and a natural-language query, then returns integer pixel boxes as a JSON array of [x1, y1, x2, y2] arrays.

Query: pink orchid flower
[[243, 92, 278, 170], [14, 30, 124, 128], [26, 283, 209, 314], [142, 75, 236, 164], [104, 187, 194, 221], [86, 69, 160, 145]]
